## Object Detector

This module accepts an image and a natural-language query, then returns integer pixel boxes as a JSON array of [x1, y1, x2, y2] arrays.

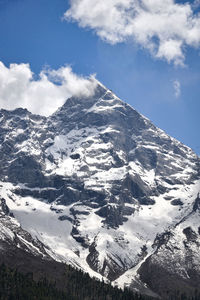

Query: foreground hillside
[[0, 263, 148, 300]]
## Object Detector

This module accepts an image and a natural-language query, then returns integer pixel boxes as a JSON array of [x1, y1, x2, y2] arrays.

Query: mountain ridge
[[0, 82, 199, 299]]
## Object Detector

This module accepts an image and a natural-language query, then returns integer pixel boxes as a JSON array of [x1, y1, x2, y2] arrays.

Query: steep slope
[[138, 194, 200, 298], [0, 187, 51, 259], [0, 81, 199, 297]]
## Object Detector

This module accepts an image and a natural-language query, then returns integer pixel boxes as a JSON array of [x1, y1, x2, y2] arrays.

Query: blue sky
[[0, 0, 199, 154]]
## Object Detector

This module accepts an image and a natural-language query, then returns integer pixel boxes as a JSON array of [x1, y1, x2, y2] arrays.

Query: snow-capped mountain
[[0, 81, 199, 298]]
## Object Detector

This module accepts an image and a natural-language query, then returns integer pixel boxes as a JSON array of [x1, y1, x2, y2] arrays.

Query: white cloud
[[0, 62, 97, 116], [65, 0, 200, 65], [156, 40, 184, 65], [173, 79, 181, 98]]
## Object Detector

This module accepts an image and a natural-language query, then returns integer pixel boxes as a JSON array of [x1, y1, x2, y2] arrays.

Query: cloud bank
[[0, 62, 97, 116], [65, 0, 200, 65]]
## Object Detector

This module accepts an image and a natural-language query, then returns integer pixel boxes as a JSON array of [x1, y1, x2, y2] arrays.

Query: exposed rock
[[0, 82, 199, 298]]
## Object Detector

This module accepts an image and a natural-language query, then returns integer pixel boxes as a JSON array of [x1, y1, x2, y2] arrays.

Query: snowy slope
[[0, 81, 199, 297], [0, 182, 53, 259]]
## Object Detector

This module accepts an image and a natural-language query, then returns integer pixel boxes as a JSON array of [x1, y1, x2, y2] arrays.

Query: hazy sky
[[0, 0, 199, 153]]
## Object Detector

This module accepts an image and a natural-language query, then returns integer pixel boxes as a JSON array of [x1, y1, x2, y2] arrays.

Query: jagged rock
[[0, 81, 199, 298]]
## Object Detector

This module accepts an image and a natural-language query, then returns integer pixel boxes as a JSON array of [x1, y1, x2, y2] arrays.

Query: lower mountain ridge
[[0, 81, 199, 299]]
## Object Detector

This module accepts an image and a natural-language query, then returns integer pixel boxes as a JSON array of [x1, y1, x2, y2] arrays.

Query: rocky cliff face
[[0, 81, 199, 297]]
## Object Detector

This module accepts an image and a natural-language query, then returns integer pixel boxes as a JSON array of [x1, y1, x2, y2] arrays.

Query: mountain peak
[[53, 81, 116, 115], [0, 82, 199, 298]]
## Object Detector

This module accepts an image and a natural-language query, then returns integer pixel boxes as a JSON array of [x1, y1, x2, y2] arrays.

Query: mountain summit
[[0, 82, 199, 298]]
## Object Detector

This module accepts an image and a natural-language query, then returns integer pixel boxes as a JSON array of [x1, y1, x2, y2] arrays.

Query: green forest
[[0, 263, 199, 300], [0, 263, 151, 300]]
